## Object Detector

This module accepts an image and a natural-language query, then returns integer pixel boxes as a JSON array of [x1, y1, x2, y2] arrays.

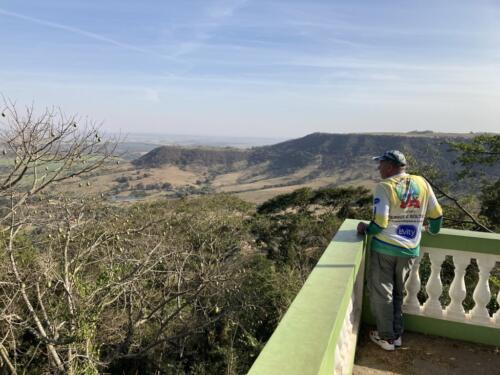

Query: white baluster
[[470, 255, 496, 324], [345, 298, 354, 334], [494, 284, 500, 327], [334, 340, 342, 375], [333, 312, 344, 375], [423, 252, 445, 317], [403, 254, 423, 314], [334, 298, 354, 375], [338, 329, 348, 372], [341, 300, 353, 348], [339, 301, 352, 374], [445, 254, 469, 321]]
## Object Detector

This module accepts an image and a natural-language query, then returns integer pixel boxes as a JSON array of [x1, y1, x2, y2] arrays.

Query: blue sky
[[1, 0, 499, 137]]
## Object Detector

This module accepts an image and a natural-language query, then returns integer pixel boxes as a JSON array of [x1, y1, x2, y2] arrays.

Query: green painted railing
[[248, 219, 366, 375], [362, 227, 500, 347], [249, 221, 500, 374]]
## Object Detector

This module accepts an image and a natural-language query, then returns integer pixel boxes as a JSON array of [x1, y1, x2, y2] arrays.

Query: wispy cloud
[[287, 57, 500, 73], [207, 0, 249, 18], [286, 19, 489, 38], [169, 0, 249, 58], [0, 7, 176, 62]]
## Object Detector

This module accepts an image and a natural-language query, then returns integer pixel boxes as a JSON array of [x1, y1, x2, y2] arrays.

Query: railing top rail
[[421, 227, 500, 255], [248, 219, 365, 375]]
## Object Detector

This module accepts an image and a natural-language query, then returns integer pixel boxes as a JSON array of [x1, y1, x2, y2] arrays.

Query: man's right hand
[[357, 222, 367, 235]]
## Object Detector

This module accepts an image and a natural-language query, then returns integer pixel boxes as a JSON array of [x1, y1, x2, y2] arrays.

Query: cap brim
[[372, 155, 405, 165]]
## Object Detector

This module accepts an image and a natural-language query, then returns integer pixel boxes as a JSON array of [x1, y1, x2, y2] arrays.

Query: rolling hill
[[52, 132, 493, 205], [134, 132, 463, 178]]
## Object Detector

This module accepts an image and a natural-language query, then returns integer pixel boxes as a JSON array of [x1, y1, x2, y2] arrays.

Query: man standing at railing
[[357, 150, 443, 351]]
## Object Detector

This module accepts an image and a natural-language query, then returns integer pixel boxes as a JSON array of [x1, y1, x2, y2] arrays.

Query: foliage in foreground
[[1, 188, 370, 374], [0, 100, 375, 374]]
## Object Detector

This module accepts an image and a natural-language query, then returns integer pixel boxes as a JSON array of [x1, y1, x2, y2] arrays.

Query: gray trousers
[[368, 251, 416, 340]]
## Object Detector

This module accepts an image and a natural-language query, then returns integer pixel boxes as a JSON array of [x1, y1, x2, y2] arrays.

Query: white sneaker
[[394, 336, 402, 347], [369, 331, 395, 351]]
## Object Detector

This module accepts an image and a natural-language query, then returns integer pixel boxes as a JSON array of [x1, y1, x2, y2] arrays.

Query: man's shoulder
[[376, 180, 391, 190], [408, 174, 430, 187], [408, 174, 425, 181], [378, 174, 429, 192]]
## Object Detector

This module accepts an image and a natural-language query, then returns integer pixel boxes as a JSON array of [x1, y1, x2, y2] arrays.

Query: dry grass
[[36, 159, 378, 204], [137, 165, 201, 186], [211, 171, 243, 187]]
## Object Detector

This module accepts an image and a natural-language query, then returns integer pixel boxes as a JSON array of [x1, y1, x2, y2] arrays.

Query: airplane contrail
[[0, 7, 175, 61]]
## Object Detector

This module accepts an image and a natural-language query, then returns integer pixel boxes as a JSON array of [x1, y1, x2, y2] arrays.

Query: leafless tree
[[0, 99, 244, 374], [0, 99, 116, 373]]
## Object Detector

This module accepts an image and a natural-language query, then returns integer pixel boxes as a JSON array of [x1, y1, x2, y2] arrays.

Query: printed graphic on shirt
[[373, 197, 380, 216], [395, 178, 421, 208], [396, 224, 417, 239], [371, 174, 443, 251]]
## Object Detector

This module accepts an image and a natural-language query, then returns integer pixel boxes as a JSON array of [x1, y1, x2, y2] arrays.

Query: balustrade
[[470, 255, 497, 324], [422, 252, 446, 317], [403, 254, 422, 314], [334, 299, 353, 375], [333, 250, 365, 375], [445, 253, 468, 319], [248, 219, 366, 375], [403, 247, 499, 326], [495, 292, 500, 326]]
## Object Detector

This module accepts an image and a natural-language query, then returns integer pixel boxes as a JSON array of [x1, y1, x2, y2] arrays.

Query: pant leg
[[369, 251, 397, 340], [393, 256, 416, 338]]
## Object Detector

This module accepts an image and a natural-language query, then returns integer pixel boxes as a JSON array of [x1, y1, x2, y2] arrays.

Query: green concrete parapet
[[421, 227, 500, 254], [363, 226, 500, 347], [249, 221, 500, 374], [248, 219, 366, 375]]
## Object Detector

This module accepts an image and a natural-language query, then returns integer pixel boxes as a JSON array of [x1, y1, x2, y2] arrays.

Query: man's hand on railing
[[423, 223, 438, 235], [357, 222, 367, 235]]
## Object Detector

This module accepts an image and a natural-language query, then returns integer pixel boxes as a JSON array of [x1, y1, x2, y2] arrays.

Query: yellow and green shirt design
[[370, 173, 443, 257]]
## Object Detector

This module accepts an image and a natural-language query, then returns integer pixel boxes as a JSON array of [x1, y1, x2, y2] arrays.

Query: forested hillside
[[133, 146, 248, 169], [248, 132, 458, 173], [134, 132, 482, 181]]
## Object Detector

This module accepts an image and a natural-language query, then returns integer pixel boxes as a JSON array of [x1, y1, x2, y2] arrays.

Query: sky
[[1, 0, 499, 138]]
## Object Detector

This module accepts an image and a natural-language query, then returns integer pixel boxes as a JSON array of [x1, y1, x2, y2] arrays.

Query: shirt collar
[[383, 172, 408, 181]]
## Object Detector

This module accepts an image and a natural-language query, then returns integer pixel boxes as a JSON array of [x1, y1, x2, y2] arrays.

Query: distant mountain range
[[119, 132, 285, 148], [116, 133, 285, 160], [133, 145, 248, 169], [133, 132, 476, 184]]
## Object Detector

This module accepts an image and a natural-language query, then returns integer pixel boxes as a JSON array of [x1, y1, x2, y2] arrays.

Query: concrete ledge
[[404, 314, 500, 347], [362, 306, 500, 347], [421, 228, 500, 255], [248, 219, 366, 375]]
